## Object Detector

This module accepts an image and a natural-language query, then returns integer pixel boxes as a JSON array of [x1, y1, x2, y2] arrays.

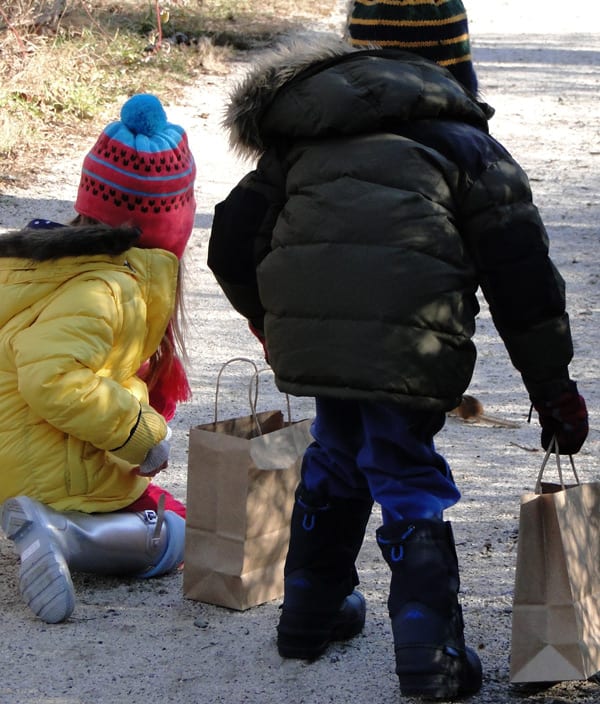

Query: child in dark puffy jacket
[[208, 2, 588, 698]]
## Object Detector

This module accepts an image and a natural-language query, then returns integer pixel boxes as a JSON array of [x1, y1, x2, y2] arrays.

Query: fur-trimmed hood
[[0, 222, 178, 332], [0, 223, 140, 261], [225, 32, 492, 159], [225, 34, 356, 157]]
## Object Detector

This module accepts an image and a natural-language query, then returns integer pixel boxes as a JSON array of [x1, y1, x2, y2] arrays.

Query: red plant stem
[[0, 6, 28, 59]]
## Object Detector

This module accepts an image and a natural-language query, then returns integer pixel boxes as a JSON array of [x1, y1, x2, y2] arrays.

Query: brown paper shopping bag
[[183, 358, 313, 610], [510, 440, 600, 683]]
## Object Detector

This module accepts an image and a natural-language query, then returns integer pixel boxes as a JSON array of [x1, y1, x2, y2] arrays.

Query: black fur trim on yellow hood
[[0, 224, 141, 262]]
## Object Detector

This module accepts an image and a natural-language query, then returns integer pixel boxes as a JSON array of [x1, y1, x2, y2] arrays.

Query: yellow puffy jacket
[[0, 224, 179, 512]]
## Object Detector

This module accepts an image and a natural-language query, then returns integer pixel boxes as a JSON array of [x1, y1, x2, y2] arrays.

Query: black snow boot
[[377, 518, 482, 700], [276, 483, 372, 660]]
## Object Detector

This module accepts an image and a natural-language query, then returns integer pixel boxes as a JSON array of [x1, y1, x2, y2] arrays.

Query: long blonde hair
[[70, 214, 188, 396], [144, 258, 188, 392]]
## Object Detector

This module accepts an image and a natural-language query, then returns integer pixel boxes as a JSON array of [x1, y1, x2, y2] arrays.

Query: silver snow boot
[[0, 495, 185, 624]]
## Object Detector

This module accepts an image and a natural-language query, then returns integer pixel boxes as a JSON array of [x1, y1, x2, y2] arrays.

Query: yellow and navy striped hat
[[347, 0, 477, 93]]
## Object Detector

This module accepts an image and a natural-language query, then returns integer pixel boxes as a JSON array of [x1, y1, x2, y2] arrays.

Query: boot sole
[[396, 645, 483, 700], [277, 590, 366, 660], [1, 497, 75, 624]]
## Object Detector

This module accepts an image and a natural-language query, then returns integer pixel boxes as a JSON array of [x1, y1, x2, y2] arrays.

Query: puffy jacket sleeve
[[460, 155, 573, 401], [12, 278, 167, 466], [208, 150, 286, 334]]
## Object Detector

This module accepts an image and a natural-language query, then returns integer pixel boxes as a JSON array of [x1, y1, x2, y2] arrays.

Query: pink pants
[[120, 483, 186, 518]]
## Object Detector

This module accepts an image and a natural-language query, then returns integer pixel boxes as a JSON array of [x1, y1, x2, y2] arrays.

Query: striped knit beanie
[[75, 94, 196, 259], [347, 0, 477, 93]]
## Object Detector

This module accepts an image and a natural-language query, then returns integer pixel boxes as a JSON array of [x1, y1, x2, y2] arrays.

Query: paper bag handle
[[213, 358, 293, 436], [214, 357, 259, 425], [535, 435, 580, 494], [247, 368, 292, 434]]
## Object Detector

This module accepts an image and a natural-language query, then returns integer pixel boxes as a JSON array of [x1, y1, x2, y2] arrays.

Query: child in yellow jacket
[[0, 94, 196, 624]]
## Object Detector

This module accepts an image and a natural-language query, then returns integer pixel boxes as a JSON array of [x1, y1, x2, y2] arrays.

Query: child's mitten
[[532, 381, 588, 454]]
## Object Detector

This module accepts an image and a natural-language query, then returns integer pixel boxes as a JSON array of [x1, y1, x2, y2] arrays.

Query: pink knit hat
[[75, 94, 196, 259]]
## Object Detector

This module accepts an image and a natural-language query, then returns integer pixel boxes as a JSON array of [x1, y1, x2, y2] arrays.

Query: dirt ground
[[0, 2, 598, 703]]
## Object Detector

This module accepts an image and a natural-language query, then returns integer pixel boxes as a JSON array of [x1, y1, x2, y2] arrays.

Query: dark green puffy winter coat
[[209, 36, 573, 411]]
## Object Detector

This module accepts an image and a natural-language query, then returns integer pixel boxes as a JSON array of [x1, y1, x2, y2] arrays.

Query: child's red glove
[[532, 380, 588, 454]]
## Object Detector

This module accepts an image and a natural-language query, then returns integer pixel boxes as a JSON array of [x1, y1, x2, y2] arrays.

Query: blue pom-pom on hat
[[120, 94, 168, 136], [101, 94, 185, 153]]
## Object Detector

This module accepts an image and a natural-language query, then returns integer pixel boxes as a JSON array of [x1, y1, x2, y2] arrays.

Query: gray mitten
[[139, 427, 172, 475]]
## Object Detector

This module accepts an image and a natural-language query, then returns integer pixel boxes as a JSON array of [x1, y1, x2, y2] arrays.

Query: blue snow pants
[[301, 397, 461, 525]]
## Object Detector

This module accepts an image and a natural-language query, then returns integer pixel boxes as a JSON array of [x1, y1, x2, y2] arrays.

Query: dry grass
[[0, 0, 337, 187]]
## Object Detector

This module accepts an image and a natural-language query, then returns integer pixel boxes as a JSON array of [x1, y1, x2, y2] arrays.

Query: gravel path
[[0, 2, 598, 702]]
